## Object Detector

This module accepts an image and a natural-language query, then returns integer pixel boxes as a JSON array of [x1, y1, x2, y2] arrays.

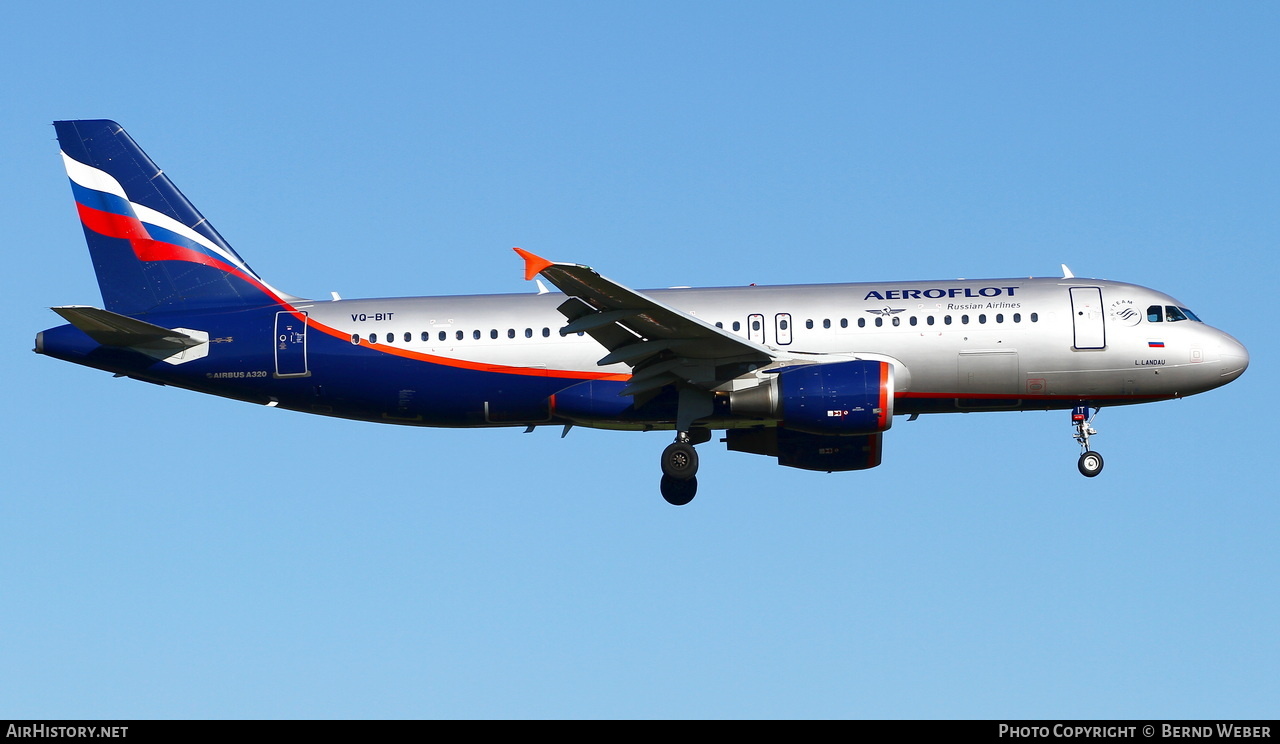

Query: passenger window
[[404, 332, 411, 343], [779, 319, 789, 331], [996, 314, 1003, 323], [840, 318, 848, 328], [805, 319, 814, 330], [508, 329, 515, 339], [350, 334, 359, 344], [1013, 313, 1021, 323], [542, 327, 551, 337], [369, 333, 378, 343], [490, 329, 498, 339], [1147, 305, 1163, 322], [875, 317, 883, 327], [473, 330, 481, 340], [1030, 313, 1039, 322], [961, 315, 969, 324], [909, 316, 918, 326], [978, 314, 986, 324], [456, 330, 464, 341], [858, 318, 866, 328], [823, 319, 831, 329], [715, 322, 723, 329], [751, 319, 761, 331], [525, 328, 532, 338], [927, 316, 935, 326], [732, 321, 741, 332], [421, 332, 429, 342], [892, 316, 900, 326], [945, 316, 952, 325], [439, 331, 447, 341]]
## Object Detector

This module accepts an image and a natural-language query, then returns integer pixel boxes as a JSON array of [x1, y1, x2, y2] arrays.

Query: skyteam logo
[[1109, 299, 1142, 327]]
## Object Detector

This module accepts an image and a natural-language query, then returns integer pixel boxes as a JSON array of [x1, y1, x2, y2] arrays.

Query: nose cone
[[1218, 333, 1249, 383]]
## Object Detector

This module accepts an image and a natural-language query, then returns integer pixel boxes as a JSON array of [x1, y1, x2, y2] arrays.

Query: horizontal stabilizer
[[51, 305, 202, 352]]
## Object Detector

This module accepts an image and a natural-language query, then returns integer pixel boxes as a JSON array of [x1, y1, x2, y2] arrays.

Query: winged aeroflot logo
[[866, 307, 906, 317]]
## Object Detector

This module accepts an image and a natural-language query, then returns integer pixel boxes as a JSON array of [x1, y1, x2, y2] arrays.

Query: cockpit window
[[1148, 304, 1201, 323]]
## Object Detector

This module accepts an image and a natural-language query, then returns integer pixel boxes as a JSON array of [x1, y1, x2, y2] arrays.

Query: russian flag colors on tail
[[54, 119, 289, 315]]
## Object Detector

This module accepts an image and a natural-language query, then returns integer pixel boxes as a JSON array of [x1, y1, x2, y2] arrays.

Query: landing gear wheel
[[661, 441, 699, 480], [660, 475, 698, 506], [1078, 450, 1104, 478]]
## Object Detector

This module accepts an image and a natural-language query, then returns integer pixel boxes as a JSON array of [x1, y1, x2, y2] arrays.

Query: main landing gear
[[1072, 405, 1104, 478], [659, 430, 706, 506]]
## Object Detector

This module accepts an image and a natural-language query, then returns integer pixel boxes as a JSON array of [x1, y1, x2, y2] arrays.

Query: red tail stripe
[[76, 202, 149, 241]]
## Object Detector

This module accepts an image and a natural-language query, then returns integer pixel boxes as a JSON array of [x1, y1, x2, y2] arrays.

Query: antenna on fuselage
[[1061, 264, 1075, 279]]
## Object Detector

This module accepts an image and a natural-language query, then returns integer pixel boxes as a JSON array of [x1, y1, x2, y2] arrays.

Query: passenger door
[[1069, 287, 1105, 350]]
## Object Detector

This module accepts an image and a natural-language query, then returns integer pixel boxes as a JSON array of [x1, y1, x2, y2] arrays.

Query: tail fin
[[54, 120, 292, 315]]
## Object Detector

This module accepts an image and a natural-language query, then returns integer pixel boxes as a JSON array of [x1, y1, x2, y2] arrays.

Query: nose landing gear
[[1072, 405, 1104, 477]]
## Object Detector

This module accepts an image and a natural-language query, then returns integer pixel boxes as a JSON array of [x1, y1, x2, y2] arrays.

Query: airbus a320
[[36, 120, 1250, 504]]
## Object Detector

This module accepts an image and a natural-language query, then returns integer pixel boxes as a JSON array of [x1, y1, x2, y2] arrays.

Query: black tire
[[661, 441, 699, 480], [660, 475, 697, 506], [1078, 450, 1104, 478]]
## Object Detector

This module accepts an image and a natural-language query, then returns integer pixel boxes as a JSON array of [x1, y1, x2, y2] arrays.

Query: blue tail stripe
[[69, 180, 133, 218], [136, 222, 214, 256]]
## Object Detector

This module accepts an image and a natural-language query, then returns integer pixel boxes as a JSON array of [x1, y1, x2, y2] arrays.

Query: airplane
[[36, 119, 1250, 505]]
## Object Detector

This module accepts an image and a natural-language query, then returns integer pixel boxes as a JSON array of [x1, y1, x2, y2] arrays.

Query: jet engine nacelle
[[730, 360, 894, 435]]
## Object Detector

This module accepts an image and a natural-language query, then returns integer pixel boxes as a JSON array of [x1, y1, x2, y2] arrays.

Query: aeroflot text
[[998, 724, 1271, 738], [864, 286, 1019, 301]]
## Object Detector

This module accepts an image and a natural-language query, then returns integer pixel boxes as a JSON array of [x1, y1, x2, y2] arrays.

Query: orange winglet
[[513, 247, 555, 281]]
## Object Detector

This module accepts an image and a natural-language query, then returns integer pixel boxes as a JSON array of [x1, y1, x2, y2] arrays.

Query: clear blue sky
[[2, 1, 1275, 719]]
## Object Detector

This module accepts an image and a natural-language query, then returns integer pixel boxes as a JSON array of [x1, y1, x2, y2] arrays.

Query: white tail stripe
[[61, 151, 129, 201]]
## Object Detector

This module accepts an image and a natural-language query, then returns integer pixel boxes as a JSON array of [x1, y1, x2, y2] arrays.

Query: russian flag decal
[[1148, 341, 1165, 348]]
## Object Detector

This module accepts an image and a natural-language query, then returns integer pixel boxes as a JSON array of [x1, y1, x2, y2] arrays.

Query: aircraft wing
[[514, 248, 783, 397]]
